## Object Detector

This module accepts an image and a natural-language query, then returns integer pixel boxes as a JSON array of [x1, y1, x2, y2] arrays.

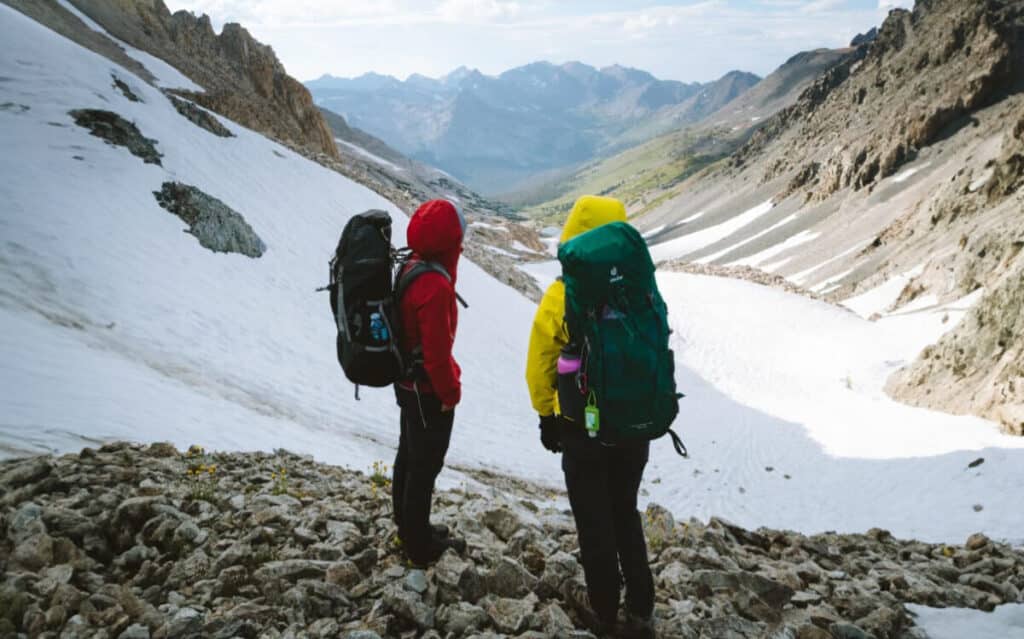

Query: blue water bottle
[[369, 312, 388, 342]]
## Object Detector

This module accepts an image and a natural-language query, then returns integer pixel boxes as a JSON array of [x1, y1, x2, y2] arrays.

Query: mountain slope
[[59, 0, 339, 160], [635, 0, 1024, 433], [4, 0, 1024, 577], [308, 63, 759, 193], [316, 105, 517, 220]]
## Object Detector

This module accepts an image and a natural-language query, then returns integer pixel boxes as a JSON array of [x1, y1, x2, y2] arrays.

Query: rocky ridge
[[3, 443, 1023, 639], [62, 0, 338, 160], [738, 0, 1022, 199]]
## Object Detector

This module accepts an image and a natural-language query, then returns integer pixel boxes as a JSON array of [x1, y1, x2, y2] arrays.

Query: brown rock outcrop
[[888, 260, 1024, 435], [68, 0, 338, 160], [735, 0, 1024, 200]]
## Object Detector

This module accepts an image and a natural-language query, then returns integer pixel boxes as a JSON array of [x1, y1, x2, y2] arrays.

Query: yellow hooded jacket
[[525, 195, 628, 416]]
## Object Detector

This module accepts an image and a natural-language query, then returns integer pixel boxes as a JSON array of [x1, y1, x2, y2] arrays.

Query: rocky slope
[[60, 0, 338, 160], [636, 0, 1024, 433], [3, 443, 1024, 639], [307, 63, 759, 194], [316, 107, 517, 222]]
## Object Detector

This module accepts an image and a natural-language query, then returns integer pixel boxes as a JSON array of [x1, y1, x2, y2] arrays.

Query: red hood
[[407, 199, 463, 281]]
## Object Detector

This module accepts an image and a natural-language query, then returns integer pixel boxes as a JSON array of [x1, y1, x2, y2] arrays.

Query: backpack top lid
[[334, 210, 394, 296], [558, 221, 656, 311]]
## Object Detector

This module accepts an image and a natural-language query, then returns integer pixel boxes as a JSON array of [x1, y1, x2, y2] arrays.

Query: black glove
[[539, 414, 562, 453]]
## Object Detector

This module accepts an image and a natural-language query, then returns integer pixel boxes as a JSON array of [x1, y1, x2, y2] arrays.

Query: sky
[[164, 0, 915, 84]]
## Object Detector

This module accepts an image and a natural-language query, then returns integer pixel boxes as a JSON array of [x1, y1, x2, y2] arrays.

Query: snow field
[[645, 273, 1024, 543]]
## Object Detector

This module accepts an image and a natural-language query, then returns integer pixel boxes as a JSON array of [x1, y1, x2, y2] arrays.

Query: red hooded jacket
[[398, 200, 464, 407]]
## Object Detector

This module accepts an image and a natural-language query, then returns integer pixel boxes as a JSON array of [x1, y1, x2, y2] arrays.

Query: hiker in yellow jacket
[[525, 195, 656, 638]]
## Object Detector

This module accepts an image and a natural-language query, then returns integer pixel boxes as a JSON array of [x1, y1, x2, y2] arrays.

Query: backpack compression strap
[[668, 428, 688, 458]]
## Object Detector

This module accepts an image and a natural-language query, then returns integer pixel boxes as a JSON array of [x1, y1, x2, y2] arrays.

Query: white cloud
[[436, 0, 523, 22], [166, 0, 894, 84], [878, 0, 914, 9]]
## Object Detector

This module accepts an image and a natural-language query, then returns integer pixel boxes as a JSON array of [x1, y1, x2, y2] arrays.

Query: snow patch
[[642, 224, 667, 239], [470, 221, 509, 233], [733, 230, 820, 269], [696, 214, 798, 265], [517, 259, 561, 290], [790, 244, 863, 285], [649, 201, 773, 262], [510, 240, 538, 253], [891, 163, 930, 184], [677, 210, 705, 224], [969, 168, 995, 192], [907, 603, 1024, 639], [336, 139, 405, 172], [842, 264, 925, 318]]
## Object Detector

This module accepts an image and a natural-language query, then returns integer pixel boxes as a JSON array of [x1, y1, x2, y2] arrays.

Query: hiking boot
[[405, 537, 447, 568], [430, 523, 451, 539], [442, 533, 467, 555], [620, 614, 656, 639], [392, 523, 450, 551], [561, 579, 615, 637]]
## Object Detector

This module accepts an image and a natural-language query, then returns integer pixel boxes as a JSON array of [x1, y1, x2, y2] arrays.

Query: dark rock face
[[68, 0, 338, 160], [69, 109, 162, 165], [2, 444, 1024, 638], [850, 27, 879, 48], [165, 93, 233, 138], [111, 75, 141, 103], [153, 182, 266, 258]]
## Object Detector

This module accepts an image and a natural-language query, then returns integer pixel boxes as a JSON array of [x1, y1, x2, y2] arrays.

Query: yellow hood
[[559, 195, 628, 244]]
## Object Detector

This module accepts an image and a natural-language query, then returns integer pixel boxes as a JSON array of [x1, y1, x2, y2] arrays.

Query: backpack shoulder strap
[[395, 260, 468, 308]]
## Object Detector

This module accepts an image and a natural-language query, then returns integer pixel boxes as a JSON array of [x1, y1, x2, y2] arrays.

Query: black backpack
[[323, 210, 465, 398]]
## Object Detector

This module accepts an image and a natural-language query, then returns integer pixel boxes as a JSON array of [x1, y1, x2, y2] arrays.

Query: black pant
[[393, 385, 454, 560], [562, 430, 654, 626]]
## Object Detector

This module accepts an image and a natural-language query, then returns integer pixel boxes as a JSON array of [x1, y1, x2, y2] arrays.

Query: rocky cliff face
[[68, 0, 338, 160], [888, 260, 1024, 435], [3, 443, 1023, 638], [740, 0, 1023, 199]]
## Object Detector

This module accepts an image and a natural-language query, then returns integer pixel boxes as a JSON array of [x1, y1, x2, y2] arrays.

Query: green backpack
[[558, 222, 686, 456]]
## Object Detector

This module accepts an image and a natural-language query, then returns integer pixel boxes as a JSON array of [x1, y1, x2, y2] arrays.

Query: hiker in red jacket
[[392, 199, 466, 566]]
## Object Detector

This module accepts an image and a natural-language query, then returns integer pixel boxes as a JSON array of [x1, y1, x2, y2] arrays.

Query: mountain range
[[307, 63, 760, 193]]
